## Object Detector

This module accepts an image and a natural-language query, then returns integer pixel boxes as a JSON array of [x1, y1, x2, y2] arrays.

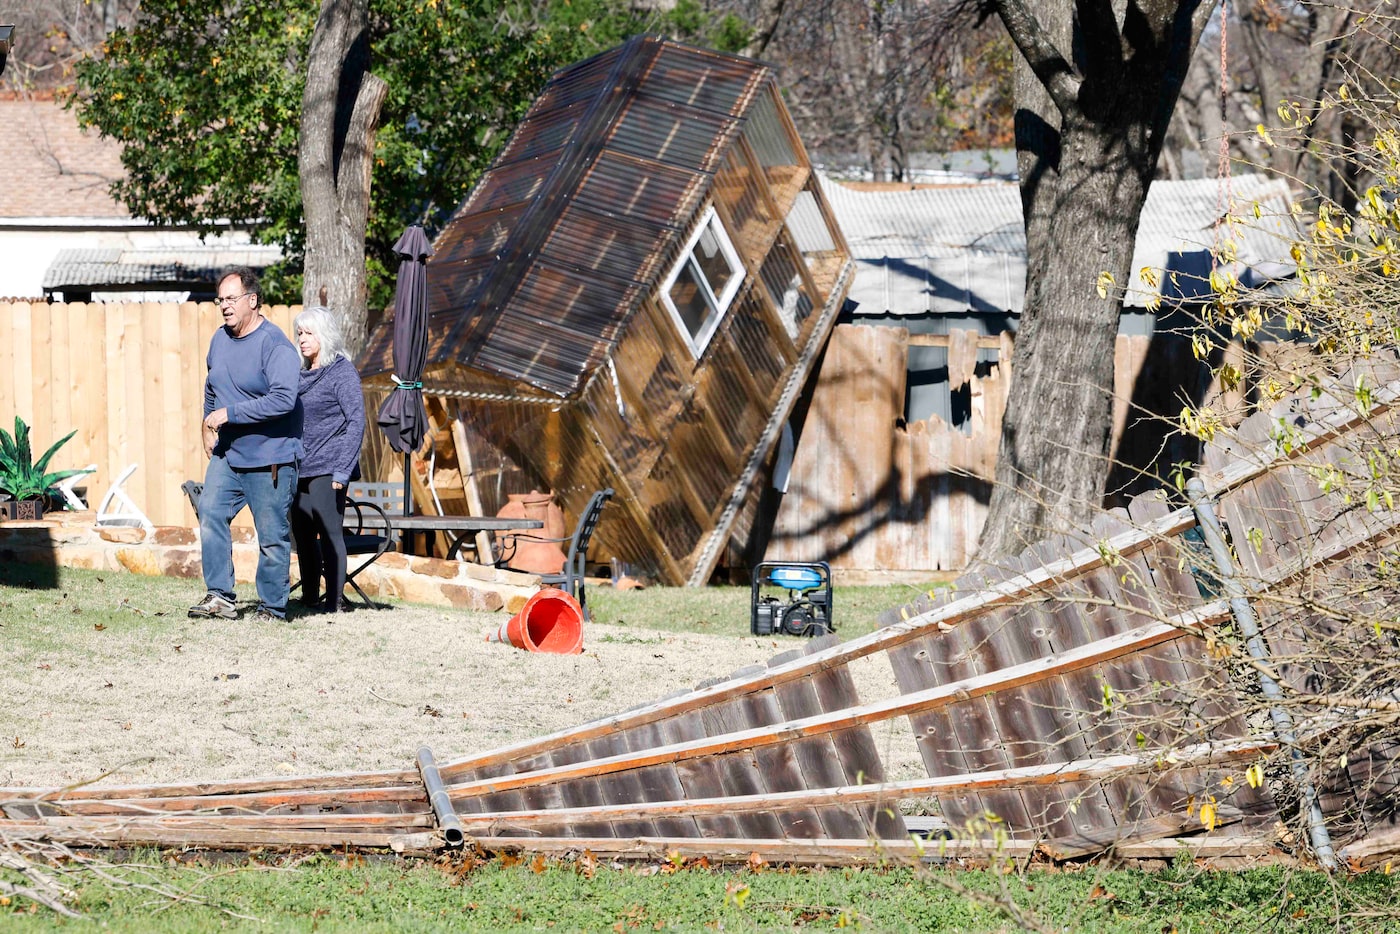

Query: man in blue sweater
[[189, 267, 304, 622]]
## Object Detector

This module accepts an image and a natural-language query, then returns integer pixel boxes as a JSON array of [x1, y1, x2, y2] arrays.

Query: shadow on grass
[[0, 557, 61, 590]]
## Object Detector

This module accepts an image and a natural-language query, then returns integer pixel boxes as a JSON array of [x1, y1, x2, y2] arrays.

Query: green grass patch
[[0, 564, 931, 643], [4, 852, 1398, 932], [588, 581, 939, 638]]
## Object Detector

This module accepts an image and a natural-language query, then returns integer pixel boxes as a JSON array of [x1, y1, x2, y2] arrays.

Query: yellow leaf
[[1096, 270, 1115, 299], [1246, 763, 1265, 788], [1200, 802, 1218, 831], [1257, 123, 1275, 146]]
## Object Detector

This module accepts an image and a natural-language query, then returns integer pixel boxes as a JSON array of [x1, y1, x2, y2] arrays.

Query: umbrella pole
[[402, 450, 413, 554]]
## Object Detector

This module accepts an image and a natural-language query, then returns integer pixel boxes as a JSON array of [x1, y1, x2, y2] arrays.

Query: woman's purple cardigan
[[298, 355, 364, 485]]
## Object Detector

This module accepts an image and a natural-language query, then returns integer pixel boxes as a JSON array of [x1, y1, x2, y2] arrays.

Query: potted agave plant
[[0, 418, 82, 521]]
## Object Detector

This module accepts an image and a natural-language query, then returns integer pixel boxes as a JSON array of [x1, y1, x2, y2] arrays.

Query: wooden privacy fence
[[768, 323, 1279, 577], [0, 301, 299, 527], [3, 356, 1399, 866]]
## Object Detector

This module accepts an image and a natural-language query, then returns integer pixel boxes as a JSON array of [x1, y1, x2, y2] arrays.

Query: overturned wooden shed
[[360, 36, 852, 586]]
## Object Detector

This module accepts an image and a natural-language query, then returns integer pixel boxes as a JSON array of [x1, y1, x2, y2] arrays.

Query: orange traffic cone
[[486, 588, 584, 654]]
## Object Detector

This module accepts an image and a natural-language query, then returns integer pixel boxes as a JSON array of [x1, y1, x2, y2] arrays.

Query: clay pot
[[497, 490, 567, 574]]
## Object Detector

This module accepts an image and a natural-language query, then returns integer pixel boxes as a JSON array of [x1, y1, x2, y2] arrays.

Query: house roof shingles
[[0, 97, 127, 219]]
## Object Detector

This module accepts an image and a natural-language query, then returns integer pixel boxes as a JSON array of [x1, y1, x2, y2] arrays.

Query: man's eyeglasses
[[216, 293, 251, 308]]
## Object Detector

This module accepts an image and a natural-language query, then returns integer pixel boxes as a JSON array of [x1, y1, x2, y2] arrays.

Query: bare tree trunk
[[299, 0, 388, 356], [976, 0, 1217, 561]]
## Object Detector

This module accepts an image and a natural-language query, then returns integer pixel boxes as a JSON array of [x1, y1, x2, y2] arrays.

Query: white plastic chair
[[95, 463, 155, 533], [56, 464, 98, 511]]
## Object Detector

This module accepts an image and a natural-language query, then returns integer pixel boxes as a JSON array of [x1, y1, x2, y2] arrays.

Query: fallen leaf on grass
[[420, 705, 443, 718], [120, 722, 132, 731], [214, 673, 240, 681], [93, 623, 106, 631], [102, 681, 113, 689], [173, 645, 182, 653], [530, 854, 547, 874], [11, 737, 24, 749], [35, 663, 50, 671]]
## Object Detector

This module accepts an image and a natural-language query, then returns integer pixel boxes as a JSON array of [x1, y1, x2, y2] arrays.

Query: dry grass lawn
[[0, 566, 923, 791]]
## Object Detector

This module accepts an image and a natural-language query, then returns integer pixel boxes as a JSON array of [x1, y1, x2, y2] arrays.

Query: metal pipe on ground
[[416, 746, 465, 849], [1186, 477, 1336, 871]]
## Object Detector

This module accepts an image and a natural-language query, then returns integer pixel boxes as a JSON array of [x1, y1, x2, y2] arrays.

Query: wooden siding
[[0, 301, 299, 528], [768, 324, 1272, 577]]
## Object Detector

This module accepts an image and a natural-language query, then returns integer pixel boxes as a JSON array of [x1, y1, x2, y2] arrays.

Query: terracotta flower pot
[[497, 490, 567, 574]]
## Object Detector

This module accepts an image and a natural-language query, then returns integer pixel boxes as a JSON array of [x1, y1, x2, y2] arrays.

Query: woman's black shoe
[[320, 598, 353, 614]]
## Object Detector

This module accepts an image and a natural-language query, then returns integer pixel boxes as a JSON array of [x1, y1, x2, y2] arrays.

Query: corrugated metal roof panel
[[825, 173, 1299, 314], [43, 245, 282, 291]]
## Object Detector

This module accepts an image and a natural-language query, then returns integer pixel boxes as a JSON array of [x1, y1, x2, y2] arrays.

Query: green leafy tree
[[71, 0, 745, 336]]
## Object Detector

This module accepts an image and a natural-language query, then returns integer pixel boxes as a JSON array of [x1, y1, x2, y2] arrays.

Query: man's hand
[[204, 407, 230, 431], [202, 423, 218, 458]]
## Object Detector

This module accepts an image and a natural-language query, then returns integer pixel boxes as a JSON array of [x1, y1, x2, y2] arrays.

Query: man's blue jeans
[[200, 456, 297, 617]]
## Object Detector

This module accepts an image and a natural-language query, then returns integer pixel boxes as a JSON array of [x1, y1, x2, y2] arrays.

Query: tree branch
[[337, 71, 388, 233], [741, 0, 787, 59], [991, 0, 1081, 114]]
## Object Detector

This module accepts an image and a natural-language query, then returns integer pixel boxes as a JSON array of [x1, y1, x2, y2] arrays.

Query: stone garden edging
[[0, 512, 540, 613]]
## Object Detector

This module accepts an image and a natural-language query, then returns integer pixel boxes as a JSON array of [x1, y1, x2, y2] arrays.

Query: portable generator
[[750, 561, 833, 637]]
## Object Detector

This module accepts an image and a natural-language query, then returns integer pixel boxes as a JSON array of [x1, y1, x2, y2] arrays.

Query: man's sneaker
[[188, 592, 237, 620], [250, 607, 285, 622]]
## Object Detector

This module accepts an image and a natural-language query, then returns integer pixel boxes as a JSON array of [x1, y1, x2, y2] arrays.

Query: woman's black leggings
[[291, 475, 348, 605]]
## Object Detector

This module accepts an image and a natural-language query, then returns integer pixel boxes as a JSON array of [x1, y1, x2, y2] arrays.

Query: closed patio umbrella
[[376, 224, 433, 516]]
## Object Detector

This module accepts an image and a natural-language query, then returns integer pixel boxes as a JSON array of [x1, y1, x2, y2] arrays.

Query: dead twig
[[367, 687, 413, 708]]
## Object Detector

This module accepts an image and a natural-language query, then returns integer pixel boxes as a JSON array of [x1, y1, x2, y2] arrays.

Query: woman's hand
[[332, 482, 344, 491]]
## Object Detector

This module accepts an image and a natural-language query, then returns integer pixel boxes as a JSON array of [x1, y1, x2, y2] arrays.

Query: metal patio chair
[[182, 480, 391, 609], [497, 488, 614, 620]]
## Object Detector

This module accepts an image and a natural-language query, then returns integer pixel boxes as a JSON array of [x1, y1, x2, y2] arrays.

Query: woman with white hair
[[291, 306, 364, 614]]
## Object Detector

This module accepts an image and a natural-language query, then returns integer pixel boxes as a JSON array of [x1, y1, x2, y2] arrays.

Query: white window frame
[[658, 206, 745, 359]]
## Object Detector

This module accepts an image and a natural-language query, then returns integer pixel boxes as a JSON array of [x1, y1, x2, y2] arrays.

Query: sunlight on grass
[[4, 851, 1396, 932]]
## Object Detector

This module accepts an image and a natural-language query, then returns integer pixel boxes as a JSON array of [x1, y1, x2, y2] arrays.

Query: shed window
[[661, 207, 744, 357]]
